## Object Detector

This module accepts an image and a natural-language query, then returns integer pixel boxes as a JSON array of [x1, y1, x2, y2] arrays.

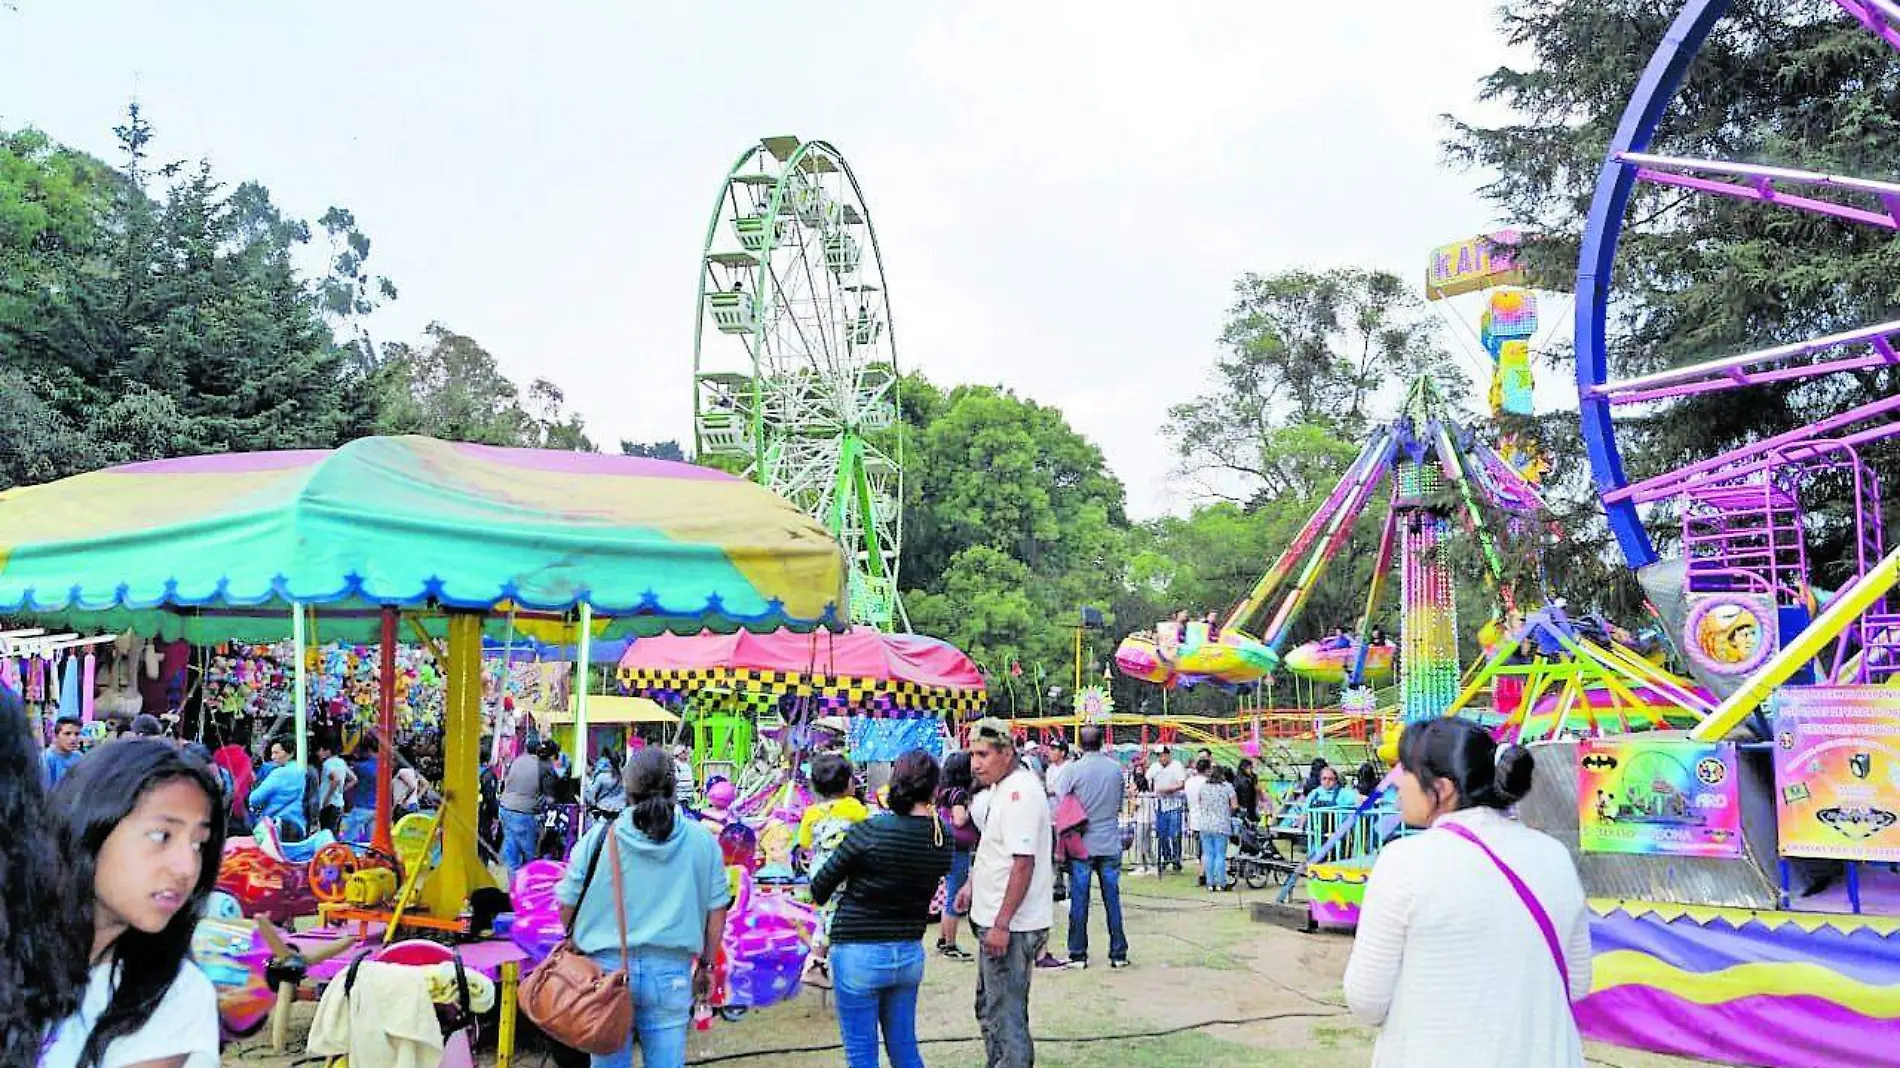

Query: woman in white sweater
[[1343, 719, 1592, 1068]]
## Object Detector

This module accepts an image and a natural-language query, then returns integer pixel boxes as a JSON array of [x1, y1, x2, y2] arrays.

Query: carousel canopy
[[0, 436, 847, 643], [617, 626, 986, 713]]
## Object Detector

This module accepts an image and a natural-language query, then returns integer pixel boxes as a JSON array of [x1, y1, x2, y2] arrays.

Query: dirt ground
[[225, 871, 1717, 1067]]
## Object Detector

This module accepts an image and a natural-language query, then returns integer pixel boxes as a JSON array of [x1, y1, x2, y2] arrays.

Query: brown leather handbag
[[519, 828, 633, 1054]]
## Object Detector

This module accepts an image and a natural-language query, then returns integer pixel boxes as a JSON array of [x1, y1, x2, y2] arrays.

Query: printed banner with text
[[1772, 686, 1900, 863], [1578, 737, 1742, 857]]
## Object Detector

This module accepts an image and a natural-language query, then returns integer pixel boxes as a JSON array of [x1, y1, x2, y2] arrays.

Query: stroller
[[1229, 817, 1295, 889]]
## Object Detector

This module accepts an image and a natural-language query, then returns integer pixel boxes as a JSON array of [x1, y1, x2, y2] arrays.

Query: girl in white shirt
[[1343, 719, 1592, 1068], [41, 740, 225, 1068]]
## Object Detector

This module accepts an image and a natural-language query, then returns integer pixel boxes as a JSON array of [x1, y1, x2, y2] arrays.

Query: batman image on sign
[[1816, 806, 1898, 840], [1581, 753, 1618, 772]]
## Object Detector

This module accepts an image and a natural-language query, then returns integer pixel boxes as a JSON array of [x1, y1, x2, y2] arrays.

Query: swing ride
[[1117, 375, 1552, 726]]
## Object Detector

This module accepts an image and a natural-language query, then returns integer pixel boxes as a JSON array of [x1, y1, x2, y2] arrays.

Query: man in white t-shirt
[[1183, 758, 1209, 872], [956, 718, 1054, 1068], [1147, 746, 1188, 873]]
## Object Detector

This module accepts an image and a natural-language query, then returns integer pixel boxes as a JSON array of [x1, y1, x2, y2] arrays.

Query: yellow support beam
[[422, 612, 499, 917], [1690, 542, 1900, 741]]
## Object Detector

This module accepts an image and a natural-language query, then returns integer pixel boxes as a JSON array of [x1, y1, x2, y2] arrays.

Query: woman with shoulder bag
[[549, 748, 730, 1068], [1343, 718, 1592, 1068], [932, 751, 980, 961]]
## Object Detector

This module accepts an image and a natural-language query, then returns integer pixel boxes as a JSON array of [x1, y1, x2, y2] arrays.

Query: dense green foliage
[[1446, 0, 1900, 591], [0, 108, 589, 489]]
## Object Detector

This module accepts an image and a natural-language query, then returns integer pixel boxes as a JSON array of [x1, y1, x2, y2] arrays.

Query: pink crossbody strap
[[1441, 822, 1572, 1003]]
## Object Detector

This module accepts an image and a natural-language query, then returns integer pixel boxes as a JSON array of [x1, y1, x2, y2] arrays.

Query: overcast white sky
[[0, 2, 1535, 518]]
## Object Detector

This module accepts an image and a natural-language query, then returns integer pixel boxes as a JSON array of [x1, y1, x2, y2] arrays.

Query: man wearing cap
[[1148, 745, 1188, 873], [955, 718, 1055, 1068]]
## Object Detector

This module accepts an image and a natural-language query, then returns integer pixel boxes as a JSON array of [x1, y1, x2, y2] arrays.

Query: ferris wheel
[[692, 136, 904, 631], [1576, 1, 1900, 733]]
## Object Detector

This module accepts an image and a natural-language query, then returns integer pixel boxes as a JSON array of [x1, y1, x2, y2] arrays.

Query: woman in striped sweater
[[811, 750, 953, 1068]]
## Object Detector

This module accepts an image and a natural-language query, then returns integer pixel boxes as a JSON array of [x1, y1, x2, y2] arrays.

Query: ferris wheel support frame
[[689, 137, 906, 630]]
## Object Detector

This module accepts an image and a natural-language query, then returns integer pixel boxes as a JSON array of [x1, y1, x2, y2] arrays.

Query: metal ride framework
[[1223, 376, 1550, 722], [1574, 0, 1900, 739], [693, 136, 905, 630]]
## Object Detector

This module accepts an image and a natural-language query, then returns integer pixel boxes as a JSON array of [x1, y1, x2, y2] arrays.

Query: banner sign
[[1578, 737, 1742, 857], [1425, 230, 1528, 299], [1772, 686, 1900, 863]]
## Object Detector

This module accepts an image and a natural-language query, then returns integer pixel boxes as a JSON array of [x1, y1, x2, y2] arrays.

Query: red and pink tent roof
[[617, 627, 986, 713]]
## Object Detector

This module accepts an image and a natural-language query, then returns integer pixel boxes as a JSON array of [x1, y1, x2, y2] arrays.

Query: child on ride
[[796, 753, 869, 989]]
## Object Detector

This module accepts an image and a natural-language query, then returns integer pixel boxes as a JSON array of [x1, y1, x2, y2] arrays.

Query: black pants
[[319, 805, 343, 835]]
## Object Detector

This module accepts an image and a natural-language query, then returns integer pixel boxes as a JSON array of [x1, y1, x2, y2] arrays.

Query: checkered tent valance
[[617, 665, 987, 715]]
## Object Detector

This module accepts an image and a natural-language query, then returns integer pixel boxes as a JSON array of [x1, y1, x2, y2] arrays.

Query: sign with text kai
[[1578, 736, 1742, 857], [1425, 230, 1528, 299], [1772, 686, 1900, 863]]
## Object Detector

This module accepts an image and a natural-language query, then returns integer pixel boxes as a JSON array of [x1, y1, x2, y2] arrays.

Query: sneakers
[[1109, 958, 1131, 970], [1035, 952, 1081, 970], [936, 939, 974, 961]]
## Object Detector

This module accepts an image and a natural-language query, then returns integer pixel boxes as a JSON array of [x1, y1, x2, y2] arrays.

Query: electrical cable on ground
[[678, 1009, 1349, 1066]]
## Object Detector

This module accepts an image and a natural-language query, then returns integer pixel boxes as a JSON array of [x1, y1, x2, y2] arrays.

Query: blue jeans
[[500, 807, 540, 870], [1200, 832, 1229, 889], [831, 940, 926, 1068], [339, 808, 375, 844], [944, 850, 973, 917], [585, 948, 694, 1068], [1066, 856, 1127, 963], [1156, 807, 1183, 867]]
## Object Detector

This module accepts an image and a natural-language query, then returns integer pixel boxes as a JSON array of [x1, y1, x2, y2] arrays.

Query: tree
[[1445, 1, 1900, 592], [0, 111, 376, 485], [371, 323, 593, 449], [313, 206, 398, 362], [1167, 267, 1463, 503], [903, 383, 1126, 585], [895, 378, 1131, 705], [905, 547, 1044, 683], [620, 439, 686, 461]]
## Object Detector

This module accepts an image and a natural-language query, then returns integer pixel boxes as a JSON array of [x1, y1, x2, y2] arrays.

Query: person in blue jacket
[[246, 737, 307, 838]]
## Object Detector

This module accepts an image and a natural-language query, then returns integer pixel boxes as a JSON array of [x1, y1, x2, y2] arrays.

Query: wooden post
[[497, 960, 520, 1068]]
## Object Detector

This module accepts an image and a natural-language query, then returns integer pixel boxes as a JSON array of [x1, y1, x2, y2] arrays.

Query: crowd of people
[[1, 673, 1593, 1068]]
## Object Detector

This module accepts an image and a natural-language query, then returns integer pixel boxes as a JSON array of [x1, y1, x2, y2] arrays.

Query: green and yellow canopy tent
[[0, 435, 847, 915]]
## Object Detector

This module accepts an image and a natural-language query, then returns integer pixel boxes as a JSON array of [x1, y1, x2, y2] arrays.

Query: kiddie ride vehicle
[[1282, 635, 1396, 685], [1115, 618, 1279, 689], [215, 817, 404, 924]]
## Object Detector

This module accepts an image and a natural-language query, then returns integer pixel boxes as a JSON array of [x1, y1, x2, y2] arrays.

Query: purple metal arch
[[1578, 0, 1900, 568], [1622, 153, 1900, 231], [1575, 0, 1730, 568]]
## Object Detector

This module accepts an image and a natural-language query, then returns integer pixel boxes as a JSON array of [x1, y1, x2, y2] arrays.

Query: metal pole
[[574, 603, 594, 780], [292, 601, 308, 770], [374, 605, 398, 855]]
